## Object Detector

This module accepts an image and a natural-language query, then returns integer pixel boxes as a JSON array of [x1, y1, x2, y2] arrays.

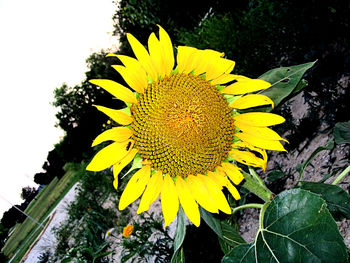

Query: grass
[[2, 164, 82, 262]]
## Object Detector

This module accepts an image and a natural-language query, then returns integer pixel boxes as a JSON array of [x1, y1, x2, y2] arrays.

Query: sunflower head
[[86, 26, 286, 227]]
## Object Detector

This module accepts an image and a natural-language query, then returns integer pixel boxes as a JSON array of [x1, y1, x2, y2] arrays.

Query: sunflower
[[86, 26, 286, 227]]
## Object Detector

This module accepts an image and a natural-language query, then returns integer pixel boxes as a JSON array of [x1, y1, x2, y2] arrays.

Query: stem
[[232, 203, 263, 215], [248, 166, 265, 186], [242, 171, 274, 202], [258, 202, 270, 230], [332, 165, 350, 185]]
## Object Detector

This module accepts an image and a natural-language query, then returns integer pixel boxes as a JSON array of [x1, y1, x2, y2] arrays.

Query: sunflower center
[[131, 73, 235, 177]]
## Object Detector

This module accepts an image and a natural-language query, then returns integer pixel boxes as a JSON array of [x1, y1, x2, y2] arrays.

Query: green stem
[[258, 202, 270, 230], [242, 171, 274, 202], [248, 166, 265, 186], [232, 203, 263, 215], [332, 165, 350, 185]]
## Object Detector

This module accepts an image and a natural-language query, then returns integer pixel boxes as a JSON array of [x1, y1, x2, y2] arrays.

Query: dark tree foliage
[[20, 186, 38, 203], [52, 51, 125, 163], [34, 172, 53, 185], [178, 0, 350, 76], [112, 0, 241, 53], [32, 147, 67, 185], [0, 223, 8, 250], [0, 252, 7, 262], [1, 205, 26, 229], [43, 148, 65, 179]]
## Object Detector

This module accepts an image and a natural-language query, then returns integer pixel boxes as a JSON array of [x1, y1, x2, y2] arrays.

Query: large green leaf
[[222, 189, 348, 263], [334, 121, 350, 144], [299, 181, 350, 221], [258, 61, 316, 110], [171, 207, 187, 263]]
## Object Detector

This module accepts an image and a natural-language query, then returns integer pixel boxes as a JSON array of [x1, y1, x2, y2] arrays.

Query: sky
[[0, 0, 118, 217]]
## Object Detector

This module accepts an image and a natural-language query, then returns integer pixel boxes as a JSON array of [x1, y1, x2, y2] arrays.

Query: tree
[[20, 186, 38, 203], [112, 0, 229, 53], [1, 205, 26, 229], [43, 148, 65, 179], [0, 223, 9, 249], [34, 172, 53, 185], [52, 51, 125, 163]]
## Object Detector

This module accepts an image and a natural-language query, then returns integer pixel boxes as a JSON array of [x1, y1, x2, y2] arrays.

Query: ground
[[22, 184, 80, 263]]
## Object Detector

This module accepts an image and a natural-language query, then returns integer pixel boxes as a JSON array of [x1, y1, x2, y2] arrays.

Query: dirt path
[[21, 183, 79, 263]]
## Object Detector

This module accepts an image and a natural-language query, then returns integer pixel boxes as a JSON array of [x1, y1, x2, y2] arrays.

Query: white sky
[[0, 0, 118, 217]]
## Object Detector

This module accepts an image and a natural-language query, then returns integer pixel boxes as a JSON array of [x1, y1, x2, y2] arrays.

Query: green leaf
[[171, 207, 187, 263], [266, 170, 285, 182], [121, 251, 136, 263], [258, 61, 316, 110], [199, 207, 223, 237], [93, 251, 114, 261], [221, 221, 246, 247], [222, 189, 348, 263], [299, 181, 350, 221], [61, 258, 73, 263], [296, 140, 334, 180], [334, 121, 350, 144], [319, 173, 333, 183], [291, 79, 308, 95], [200, 208, 245, 253]]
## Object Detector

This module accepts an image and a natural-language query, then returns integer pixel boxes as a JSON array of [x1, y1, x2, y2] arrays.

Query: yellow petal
[[205, 57, 235, 81], [211, 74, 238, 86], [230, 94, 274, 109], [198, 175, 231, 214], [148, 32, 164, 77], [175, 177, 200, 227], [187, 175, 218, 213], [225, 179, 241, 200], [126, 33, 158, 81], [137, 170, 164, 214], [89, 79, 137, 104], [92, 127, 133, 147], [207, 171, 226, 188], [234, 112, 285, 127], [94, 105, 133, 125], [116, 55, 148, 87], [192, 49, 227, 78], [158, 25, 174, 76], [233, 142, 268, 171], [161, 174, 179, 227], [176, 46, 198, 74], [112, 65, 145, 94], [234, 141, 268, 159], [221, 162, 244, 185], [235, 122, 287, 142], [86, 140, 131, 171], [214, 168, 241, 200], [119, 165, 151, 210], [235, 132, 286, 151], [113, 148, 138, 179], [113, 178, 118, 190], [229, 149, 265, 170], [221, 79, 271, 95]]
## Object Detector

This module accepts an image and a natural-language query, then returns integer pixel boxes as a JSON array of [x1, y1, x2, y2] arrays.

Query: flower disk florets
[[131, 73, 235, 178]]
